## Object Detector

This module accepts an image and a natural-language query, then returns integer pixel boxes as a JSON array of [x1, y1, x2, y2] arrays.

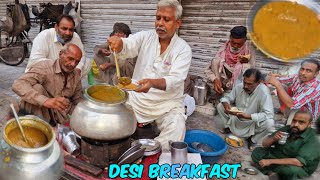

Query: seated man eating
[[217, 68, 274, 149]]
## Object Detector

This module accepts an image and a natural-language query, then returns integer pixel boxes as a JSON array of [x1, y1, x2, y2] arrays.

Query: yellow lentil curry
[[89, 86, 126, 102], [251, 1, 320, 60], [8, 126, 48, 148], [116, 83, 139, 91]]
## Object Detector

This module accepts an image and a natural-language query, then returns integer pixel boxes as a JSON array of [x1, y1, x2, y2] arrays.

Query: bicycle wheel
[[0, 42, 28, 66]]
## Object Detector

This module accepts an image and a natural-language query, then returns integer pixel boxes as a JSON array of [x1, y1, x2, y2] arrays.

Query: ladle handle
[[10, 103, 28, 143], [110, 46, 121, 78]]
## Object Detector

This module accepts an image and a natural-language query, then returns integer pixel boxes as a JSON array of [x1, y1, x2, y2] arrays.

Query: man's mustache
[[156, 27, 167, 32]]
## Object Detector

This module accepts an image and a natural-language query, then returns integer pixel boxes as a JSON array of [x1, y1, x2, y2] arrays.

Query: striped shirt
[[279, 75, 320, 120]]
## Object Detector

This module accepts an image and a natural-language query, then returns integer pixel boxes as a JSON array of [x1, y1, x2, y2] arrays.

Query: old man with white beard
[[108, 0, 192, 151]]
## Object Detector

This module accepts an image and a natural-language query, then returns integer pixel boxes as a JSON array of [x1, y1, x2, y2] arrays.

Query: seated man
[[93, 22, 136, 84], [205, 26, 255, 96], [108, 0, 192, 151], [217, 68, 274, 149], [267, 59, 320, 124], [26, 14, 90, 78], [12, 43, 83, 125], [252, 110, 320, 180]]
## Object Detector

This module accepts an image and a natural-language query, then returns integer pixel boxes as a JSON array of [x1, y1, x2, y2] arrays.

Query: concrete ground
[[0, 60, 319, 180]]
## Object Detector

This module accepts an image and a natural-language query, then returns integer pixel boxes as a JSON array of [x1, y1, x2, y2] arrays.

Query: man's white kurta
[[120, 30, 192, 123], [26, 28, 88, 75], [219, 83, 274, 142]]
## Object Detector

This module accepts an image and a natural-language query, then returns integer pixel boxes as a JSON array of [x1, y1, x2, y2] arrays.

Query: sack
[[20, 3, 31, 32], [10, 3, 28, 36], [40, 3, 64, 22], [0, 16, 13, 33]]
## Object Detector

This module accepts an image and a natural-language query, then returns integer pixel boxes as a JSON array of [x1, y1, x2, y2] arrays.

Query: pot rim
[[84, 83, 128, 105], [3, 117, 55, 152]]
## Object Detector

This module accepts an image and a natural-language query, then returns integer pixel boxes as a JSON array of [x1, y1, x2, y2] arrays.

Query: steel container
[[193, 79, 208, 106], [0, 116, 63, 180], [70, 84, 137, 140]]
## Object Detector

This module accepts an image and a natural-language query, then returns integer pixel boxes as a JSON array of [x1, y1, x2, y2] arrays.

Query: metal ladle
[[10, 104, 28, 144], [109, 46, 132, 86]]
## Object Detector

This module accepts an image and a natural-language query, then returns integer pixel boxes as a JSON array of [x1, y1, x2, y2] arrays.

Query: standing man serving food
[[108, 0, 192, 151]]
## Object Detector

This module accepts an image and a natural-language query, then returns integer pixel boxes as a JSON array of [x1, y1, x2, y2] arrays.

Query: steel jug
[[193, 78, 208, 106]]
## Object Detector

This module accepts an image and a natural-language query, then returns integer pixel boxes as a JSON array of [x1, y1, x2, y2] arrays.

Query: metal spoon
[[10, 104, 28, 144], [109, 46, 132, 86]]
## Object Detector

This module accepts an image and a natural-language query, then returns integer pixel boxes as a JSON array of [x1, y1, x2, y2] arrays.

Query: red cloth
[[64, 153, 161, 180], [280, 87, 293, 112]]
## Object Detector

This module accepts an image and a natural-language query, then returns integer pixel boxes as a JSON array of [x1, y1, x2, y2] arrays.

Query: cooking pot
[[0, 116, 63, 180], [70, 84, 137, 140]]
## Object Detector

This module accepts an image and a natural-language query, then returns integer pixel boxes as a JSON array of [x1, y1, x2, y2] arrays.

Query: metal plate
[[117, 148, 145, 165], [246, 0, 320, 62], [114, 79, 141, 91], [225, 135, 244, 148], [131, 139, 162, 156], [116, 143, 142, 164], [244, 168, 258, 175]]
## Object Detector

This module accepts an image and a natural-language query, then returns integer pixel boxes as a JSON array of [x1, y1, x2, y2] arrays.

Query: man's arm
[[262, 131, 283, 147], [271, 76, 294, 107], [12, 68, 49, 106], [259, 158, 303, 168], [136, 78, 166, 93], [205, 47, 224, 94]]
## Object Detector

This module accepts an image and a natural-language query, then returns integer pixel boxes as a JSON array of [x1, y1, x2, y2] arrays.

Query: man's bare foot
[[247, 137, 257, 151]]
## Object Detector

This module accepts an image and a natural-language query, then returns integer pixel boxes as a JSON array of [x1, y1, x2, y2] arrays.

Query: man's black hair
[[243, 68, 263, 82], [230, 26, 247, 39], [56, 14, 75, 27], [112, 22, 132, 37], [301, 59, 320, 72]]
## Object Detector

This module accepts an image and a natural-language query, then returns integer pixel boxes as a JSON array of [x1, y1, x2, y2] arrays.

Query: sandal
[[247, 138, 257, 151], [220, 128, 231, 134]]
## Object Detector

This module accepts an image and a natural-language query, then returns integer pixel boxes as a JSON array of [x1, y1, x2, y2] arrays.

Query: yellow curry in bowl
[[250, 1, 320, 61]]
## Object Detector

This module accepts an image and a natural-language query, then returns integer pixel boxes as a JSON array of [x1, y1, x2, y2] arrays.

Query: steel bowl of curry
[[3, 117, 54, 150], [247, 0, 320, 62], [84, 84, 128, 104]]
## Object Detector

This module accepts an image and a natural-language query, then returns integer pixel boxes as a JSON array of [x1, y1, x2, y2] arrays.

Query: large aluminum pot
[[70, 84, 137, 140], [0, 116, 63, 180]]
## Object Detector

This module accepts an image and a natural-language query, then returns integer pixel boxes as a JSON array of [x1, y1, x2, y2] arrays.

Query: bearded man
[[26, 15, 90, 77], [252, 110, 320, 180], [205, 26, 255, 95]]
